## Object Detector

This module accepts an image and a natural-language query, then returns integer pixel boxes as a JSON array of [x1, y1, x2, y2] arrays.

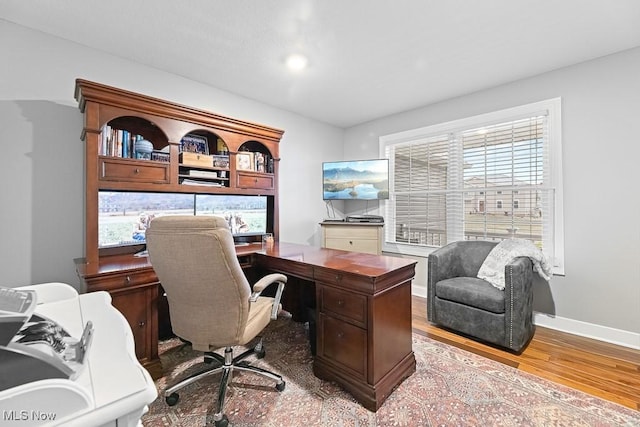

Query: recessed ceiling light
[[286, 54, 308, 71]]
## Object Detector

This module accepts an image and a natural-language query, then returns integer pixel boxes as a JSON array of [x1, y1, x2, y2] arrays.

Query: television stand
[[320, 221, 383, 255]]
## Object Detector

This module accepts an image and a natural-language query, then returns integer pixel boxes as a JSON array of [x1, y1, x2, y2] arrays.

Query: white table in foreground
[[0, 282, 157, 426]]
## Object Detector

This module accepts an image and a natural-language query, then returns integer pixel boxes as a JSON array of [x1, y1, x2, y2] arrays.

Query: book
[[188, 170, 218, 178], [180, 179, 223, 187]]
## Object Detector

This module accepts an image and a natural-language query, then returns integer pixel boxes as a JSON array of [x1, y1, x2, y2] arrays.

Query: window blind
[[383, 109, 556, 264]]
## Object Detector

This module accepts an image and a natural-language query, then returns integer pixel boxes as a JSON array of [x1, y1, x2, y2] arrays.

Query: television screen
[[98, 192, 268, 248], [323, 159, 389, 200]]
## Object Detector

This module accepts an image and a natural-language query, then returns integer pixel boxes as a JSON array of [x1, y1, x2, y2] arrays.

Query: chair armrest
[[250, 273, 287, 319], [504, 256, 534, 350], [427, 244, 462, 321], [428, 244, 462, 284], [504, 256, 533, 318]]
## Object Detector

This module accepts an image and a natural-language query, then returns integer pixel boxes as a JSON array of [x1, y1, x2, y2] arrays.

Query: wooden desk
[[255, 242, 417, 411], [76, 242, 417, 411]]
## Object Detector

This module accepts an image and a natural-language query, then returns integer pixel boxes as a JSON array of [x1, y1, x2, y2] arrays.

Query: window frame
[[379, 98, 564, 275]]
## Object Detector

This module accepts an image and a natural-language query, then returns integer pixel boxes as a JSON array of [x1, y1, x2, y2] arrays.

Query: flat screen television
[[98, 191, 267, 248], [322, 159, 389, 200]]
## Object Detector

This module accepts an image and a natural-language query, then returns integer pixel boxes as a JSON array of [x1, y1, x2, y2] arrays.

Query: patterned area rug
[[142, 318, 640, 426]]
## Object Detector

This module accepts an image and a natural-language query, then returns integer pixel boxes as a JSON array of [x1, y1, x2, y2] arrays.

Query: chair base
[[164, 338, 285, 427]]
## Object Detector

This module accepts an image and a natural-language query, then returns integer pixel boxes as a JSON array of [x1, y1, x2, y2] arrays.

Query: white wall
[[0, 21, 342, 288], [343, 47, 640, 347]]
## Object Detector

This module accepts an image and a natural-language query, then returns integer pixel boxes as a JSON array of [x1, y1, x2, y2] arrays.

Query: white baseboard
[[412, 284, 640, 350], [412, 285, 428, 299], [533, 312, 640, 350]]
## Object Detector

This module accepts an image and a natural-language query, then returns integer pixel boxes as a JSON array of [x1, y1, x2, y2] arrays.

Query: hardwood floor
[[411, 295, 640, 411]]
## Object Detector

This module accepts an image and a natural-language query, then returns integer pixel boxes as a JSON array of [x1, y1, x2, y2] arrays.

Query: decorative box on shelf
[[151, 150, 170, 162], [179, 152, 213, 167]]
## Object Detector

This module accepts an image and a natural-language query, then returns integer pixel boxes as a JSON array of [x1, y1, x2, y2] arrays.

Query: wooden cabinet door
[[110, 288, 150, 361], [317, 313, 367, 379]]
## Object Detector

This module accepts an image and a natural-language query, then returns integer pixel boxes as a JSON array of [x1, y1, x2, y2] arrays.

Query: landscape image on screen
[[98, 192, 195, 248], [323, 159, 389, 200], [98, 192, 268, 248], [195, 194, 267, 236]]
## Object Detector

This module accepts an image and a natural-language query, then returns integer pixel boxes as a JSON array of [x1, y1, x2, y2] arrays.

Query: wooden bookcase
[[73, 79, 283, 376]]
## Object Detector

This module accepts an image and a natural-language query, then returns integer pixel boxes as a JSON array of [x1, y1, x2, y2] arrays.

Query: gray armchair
[[427, 240, 534, 352]]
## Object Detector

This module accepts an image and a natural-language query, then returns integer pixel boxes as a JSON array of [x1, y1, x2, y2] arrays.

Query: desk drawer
[[320, 286, 367, 325], [259, 256, 313, 280], [314, 268, 369, 290], [325, 238, 379, 255], [84, 269, 158, 292], [324, 226, 379, 240], [236, 171, 274, 190], [99, 157, 170, 184], [318, 313, 366, 379]]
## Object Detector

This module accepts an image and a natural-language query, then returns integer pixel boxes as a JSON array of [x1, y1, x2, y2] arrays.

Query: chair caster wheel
[[276, 380, 286, 392], [256, 348, 266, 359], [165, 392, 179, 406], [214, 415, 229, 427]]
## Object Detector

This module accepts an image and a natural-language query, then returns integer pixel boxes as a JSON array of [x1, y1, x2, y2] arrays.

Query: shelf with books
[[236, 141, 275, 174], [178, 166, 230, 188], [178, 149, 230, 187], [100, 116, 170, 160]]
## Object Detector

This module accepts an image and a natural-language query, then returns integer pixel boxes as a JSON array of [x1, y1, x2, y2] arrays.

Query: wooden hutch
[[73, 79, 283, 377]]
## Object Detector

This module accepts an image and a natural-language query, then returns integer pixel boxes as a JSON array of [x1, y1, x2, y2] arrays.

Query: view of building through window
[[381, 99, 561, 269]]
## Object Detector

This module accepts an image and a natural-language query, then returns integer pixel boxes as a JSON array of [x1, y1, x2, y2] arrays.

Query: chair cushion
[[240, 296, 274, 345], [434, 277, 505, 314]]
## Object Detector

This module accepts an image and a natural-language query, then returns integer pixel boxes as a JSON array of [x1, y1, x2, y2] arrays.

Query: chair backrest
[[146, 215, 252, 350], [434, 240, 498, 277]]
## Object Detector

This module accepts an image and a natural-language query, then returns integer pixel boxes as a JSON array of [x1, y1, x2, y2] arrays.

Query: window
[[380, 98, 564, 273]]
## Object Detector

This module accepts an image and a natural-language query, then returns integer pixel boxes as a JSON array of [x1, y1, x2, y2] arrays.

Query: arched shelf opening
[[178, 129, 229, 156], [103, 116, 170, 158], [177, 129, 231, 188], [237, 140, 274, 174]]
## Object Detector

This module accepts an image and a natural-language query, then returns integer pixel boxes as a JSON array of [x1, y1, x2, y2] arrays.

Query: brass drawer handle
[[138, 321, 146, 327], [337, 300, 344, 306], [134, 168, 140, 174], [337, 331, 344, 339], [125, 275, 131, 284]]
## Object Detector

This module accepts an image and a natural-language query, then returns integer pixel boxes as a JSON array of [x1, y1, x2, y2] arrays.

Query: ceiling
[[2, 0, 640, 127]]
